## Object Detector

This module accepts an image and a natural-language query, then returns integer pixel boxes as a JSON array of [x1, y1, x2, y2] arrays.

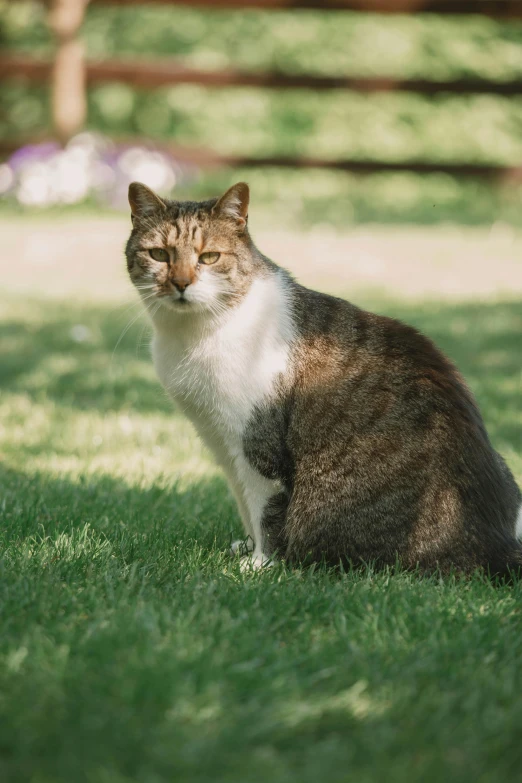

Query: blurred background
[[2, 0, 522, 226]]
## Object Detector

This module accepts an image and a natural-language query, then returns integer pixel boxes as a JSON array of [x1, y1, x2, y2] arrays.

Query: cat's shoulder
[[289, 282, 460, 377]]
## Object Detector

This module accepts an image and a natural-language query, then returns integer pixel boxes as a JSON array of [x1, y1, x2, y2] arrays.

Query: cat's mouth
[[154, 290, 212, 315], [160, 294, 194, 312]]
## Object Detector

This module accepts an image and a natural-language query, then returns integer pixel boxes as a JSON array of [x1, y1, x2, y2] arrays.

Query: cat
[[126, 180, 522, 576]]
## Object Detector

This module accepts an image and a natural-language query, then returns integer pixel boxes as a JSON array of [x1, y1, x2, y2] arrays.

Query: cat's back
[[290, 283, 480, 429], [287, 283, 511, 499]]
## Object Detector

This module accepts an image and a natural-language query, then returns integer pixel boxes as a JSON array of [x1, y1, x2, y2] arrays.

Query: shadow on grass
[[0, 461, 240, 567], [1, 295, 520, 450], [0, 300, 171, 413]]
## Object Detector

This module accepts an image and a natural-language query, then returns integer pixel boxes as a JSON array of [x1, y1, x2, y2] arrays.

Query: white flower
[[0, 163, 14, 195], [7, 134, 183, 207], [17, 162, 53, 206]]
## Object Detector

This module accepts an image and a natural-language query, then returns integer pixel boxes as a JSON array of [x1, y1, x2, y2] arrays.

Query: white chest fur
[[150, 273, 295, 555]]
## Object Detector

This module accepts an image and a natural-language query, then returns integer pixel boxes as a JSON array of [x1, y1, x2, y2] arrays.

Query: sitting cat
[[126, 181, 522, 576]]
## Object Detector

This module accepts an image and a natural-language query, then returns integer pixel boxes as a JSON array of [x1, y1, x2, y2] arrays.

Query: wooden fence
[[2, 0, 522, 179]]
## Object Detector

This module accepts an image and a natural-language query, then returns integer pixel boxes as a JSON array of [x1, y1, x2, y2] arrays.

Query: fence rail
[[3, 0, 522, 179], [3, 53, 522, 96], [92, 0, 522, 18], [1, 135, 520, 181]]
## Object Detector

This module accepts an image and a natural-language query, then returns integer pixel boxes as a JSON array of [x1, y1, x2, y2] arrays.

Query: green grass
[[1, 284, 522, 782]]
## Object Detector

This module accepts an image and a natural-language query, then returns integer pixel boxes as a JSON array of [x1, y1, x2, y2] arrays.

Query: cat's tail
[[501, 504, 522, 578], [504, 548, 522, 578], [487, 530, 522, 581]]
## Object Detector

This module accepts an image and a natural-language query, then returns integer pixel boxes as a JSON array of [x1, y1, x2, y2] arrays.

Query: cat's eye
[[199, 252, 220, 265], [149, 248, 169, 263]]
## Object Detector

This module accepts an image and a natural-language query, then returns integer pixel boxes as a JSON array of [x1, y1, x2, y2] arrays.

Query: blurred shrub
[[3, 2, 522, 80], [1, 1, 522, 225], [176, 167, 522, 228], [5, 82, 522, 167]]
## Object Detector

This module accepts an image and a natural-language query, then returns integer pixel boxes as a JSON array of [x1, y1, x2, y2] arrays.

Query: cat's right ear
[[128, 182, 166, 221]]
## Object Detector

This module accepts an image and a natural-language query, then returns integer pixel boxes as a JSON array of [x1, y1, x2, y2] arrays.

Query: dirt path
[[2, 216, 521, 303]]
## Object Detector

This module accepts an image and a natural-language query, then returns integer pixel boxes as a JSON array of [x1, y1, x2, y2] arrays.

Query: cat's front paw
[[239, 553, 273, 571], [230, 538, 254, 557]]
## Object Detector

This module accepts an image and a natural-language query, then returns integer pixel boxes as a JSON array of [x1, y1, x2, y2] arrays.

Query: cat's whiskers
[[205, 300, 230, 323], [136, 314, 154, 356], [104, 297, 145, 319], [111, 294, 158, 363], [103, 280, 159, 324], [140, 291, 161, 306]]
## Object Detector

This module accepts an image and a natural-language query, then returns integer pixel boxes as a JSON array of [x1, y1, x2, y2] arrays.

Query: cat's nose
[[172, 278, 191, 293]]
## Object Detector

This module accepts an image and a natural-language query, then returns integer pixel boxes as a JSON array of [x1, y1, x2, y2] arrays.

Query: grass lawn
[[1, 215, 522, 783]]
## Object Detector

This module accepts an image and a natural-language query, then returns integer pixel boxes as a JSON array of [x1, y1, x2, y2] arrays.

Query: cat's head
[[125, 181, 255, 316]]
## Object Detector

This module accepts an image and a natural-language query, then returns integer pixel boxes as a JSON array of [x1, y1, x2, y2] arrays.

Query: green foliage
[[1, 2, 522, 223], [3, 2, 522, 79], [88, 85, 522, 166]]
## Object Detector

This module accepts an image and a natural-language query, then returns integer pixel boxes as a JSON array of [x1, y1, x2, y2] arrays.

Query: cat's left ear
[[128, 182, 166, 221], [212, 182, 249, 229]]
